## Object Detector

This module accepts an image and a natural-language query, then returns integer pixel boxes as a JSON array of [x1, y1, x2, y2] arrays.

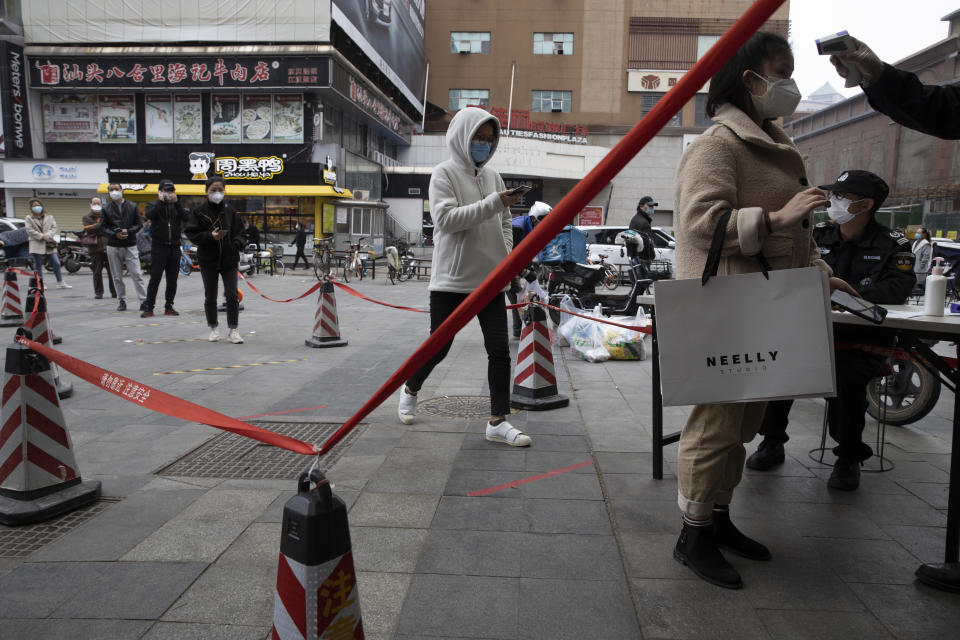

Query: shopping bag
[[654, 212, 835, 406], [602, 306, 648, 360], [570, 305, 610, 363]]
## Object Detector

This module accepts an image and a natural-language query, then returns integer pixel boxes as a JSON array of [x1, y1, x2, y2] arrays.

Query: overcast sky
[[789, 0, 958, 99]]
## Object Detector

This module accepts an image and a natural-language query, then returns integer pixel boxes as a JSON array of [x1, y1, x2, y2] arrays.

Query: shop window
[[641, 92, 681, 126], [449, 89, 489, 111], [351, 207, 373, 236], [532, 90, 571, 113], [696, 35, 720, 59], [451, 32, 491, 54], [534, 33, 573, 55], [694, 94, 712, 128]]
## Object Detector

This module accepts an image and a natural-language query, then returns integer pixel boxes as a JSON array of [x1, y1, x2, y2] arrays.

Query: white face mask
[[109, 190, 122, 201], [827, 195, 866, 225], [31, 205, 43, 215], [208, 192, 225, 204], [749, 71, 802, 119], [91, 204, 102, 212]]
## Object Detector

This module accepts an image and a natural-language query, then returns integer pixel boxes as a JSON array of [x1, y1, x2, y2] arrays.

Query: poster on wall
[[98, 95, 137, 143], [42, 94, 99, 143], [273, 94, 304, 144], [145, 94, 173, 143], [322, 203, 335, 235], [173, 94, 202, 143], [211, 94, 241, 143], [242, 94, 273, 143]]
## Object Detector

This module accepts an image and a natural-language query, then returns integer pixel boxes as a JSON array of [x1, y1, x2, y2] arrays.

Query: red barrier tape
[[328, 279, 429, 313], [531, 302, 652, 334], [15, 335, 318, 455], [315, 0, 786, 456], [239, 273, 324, 303]]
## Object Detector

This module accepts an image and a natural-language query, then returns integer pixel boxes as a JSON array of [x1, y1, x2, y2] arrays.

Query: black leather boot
[[713, 508, 771, 561], [828, 456, 861, 491], [673, 522, 743, 589], [745, 437, 785, 470]]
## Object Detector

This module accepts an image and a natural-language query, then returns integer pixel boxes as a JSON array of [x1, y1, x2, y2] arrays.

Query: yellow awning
[[97, 183, 352, 198]]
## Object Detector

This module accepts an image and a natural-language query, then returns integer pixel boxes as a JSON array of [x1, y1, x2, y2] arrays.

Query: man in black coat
[[290, 222, 308, 270], [102, 182, 147, 312], [142, 179, 190, 317], [629, 195, 656, 234]]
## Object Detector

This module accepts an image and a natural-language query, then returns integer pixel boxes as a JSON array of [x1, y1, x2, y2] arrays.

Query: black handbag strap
[[701, 210, 770, 285]]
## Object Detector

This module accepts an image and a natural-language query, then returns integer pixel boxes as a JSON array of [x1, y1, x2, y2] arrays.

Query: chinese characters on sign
[[487, 107, 589, 145], [347, 75, 402, 134], [99, 373, 151, 404], [42, 94, 99, 143], [214, 156, 284, 181]]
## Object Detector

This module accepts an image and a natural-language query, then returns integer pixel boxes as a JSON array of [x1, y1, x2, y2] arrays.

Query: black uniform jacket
[[865, 63, 960, 140], [145, 200, 190, 246], [185, 201, 247, 269], [814, 219, 916, 305]]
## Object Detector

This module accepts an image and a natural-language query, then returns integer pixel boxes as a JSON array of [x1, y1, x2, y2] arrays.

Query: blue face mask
[[470, 141, 492, 164]]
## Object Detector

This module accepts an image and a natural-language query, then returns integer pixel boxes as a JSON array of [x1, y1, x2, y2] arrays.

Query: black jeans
[[406, 291, 511, 417], [200, 264, 239, 328], [90, 250, 116, 298], [144, 244, 180, 310], [293, 246, 308, 270]]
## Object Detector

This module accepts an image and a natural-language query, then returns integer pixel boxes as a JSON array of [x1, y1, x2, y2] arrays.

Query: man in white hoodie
[[397, 107, 531, 446]]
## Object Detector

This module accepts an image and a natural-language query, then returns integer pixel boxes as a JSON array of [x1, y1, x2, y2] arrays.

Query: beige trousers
[[677, 400, 767, 520]]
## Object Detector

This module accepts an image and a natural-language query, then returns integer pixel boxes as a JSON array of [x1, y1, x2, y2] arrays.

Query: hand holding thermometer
[[816, 31, 862, 88]]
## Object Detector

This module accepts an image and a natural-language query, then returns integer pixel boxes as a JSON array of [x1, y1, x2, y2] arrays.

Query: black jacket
[[246, 224, 261, 247], [292, 226, 307, 249], [102, 199, 143, 248], [814, 219, 916, 305], [144, 199, 190, 246], [629, 210, 652, 234], [185, 201, 247, 268], [865, 63, 960, 140]]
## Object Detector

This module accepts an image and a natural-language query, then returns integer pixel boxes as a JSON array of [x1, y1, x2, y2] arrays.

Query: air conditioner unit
[[553, 43, 565, 54], [353, 189, 371, 201], [457, 41, 472, 54]]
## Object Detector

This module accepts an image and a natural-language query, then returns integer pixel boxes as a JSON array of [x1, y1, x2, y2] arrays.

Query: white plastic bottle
[[924, 257, 947, 317]]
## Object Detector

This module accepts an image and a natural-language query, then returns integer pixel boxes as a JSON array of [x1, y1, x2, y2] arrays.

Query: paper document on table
[[885, 309, 924, 319]]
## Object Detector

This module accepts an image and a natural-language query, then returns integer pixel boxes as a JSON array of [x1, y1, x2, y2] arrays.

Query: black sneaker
[[117, 299, 127, 311], [828, 456, 861, 491], [745, 438, 785, 471], [674, 522, 742, 589]]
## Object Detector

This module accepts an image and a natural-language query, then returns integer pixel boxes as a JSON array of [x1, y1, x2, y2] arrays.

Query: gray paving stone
[[443, 468, 527, 497], [160, 565, 275, 626], [347, 491, 440, 528], [898, 480, 950, 509], [215, 523, 281, 570], [810, 538, 924, 585], [520, 533, 625, 580], [356, 571, 412, 637], [608, 497, 680, 536], [122, 519, 248, 562], [519, 577, 640, 640], [175, 488, 281, 522], [879, 524, 949, 564], [619, 532, 699, 580], [737, 555, 865, 610], [849, 582, 960, 640], [756, 610, 895, 640], [525, 497, 612, 534], [520, 469, 604, 500], [416, 529, 526, 577], [452, 448, 529, 471], [522, 450, 596, 473], [351, 526, 428, 573], [363, 447, 456, 494], [141, 621, 270, 640], [396, 574, 518, 639], [431, 495, 529, 532], [2, 618, 153, 639], [766, 502, 892, 541], [849, 491, 948, 527]]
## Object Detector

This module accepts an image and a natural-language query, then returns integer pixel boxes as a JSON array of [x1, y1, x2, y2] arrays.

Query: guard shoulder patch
[[894, 251, 916, 271], [894, 235, 910, 246], [814, 221, 830, 229]]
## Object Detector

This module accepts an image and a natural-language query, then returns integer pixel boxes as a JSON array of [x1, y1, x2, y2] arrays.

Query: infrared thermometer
[[816, 30, 862, 88]]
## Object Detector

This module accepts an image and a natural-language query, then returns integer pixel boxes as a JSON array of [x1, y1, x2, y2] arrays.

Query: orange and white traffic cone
[[305, 280, 347, 348], [0, 331, 100, 525], [28, 278, 61, 344], [510, 303, 569, 410], [0, 270, 24, 327], [273, 469, 364, 640], [23, 290, 72, 399]]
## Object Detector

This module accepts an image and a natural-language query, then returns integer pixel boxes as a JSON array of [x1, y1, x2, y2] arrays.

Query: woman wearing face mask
[[671, 31, 860, 590], [82, 196, 117, 299], [185, 177, 247, 344], [24, 198, 72, 289], [396, 106, 532, 447], [912, 227, 932, 289]]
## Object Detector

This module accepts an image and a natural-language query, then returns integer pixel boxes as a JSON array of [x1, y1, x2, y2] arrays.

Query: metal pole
[[420, 62, 429, 133], [506, 61, 516, 135]]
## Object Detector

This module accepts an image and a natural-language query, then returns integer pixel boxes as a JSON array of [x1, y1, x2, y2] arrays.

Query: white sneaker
[[398, 388, 417, 425], [208, 328, 221, 342], [56, 282, 72, 289], [485, 420, 532, 447], [228, 329, 244, 344]]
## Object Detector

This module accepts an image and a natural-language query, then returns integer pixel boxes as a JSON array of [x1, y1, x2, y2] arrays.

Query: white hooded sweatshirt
[[428, 107, 513, 293]]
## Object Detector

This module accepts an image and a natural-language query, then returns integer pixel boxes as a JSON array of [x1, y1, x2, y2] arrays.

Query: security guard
[[747, 170, 915, 490]]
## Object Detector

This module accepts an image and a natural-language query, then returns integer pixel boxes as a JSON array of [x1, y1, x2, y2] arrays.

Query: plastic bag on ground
[[570, 305, 610, 363], [602, 306, 649, 360], [555, 294, 579, 347]]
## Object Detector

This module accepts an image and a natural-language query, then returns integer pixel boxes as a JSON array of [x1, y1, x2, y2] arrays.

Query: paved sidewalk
[[0, 269, 958, 639]]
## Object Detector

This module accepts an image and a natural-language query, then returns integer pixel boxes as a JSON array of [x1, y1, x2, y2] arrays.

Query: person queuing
[[244, 218, 261, 252], [630, 195, 656, 234], [746, 171, 915, 491], [671, 31, 859, 590], [185, 177, 247, 344], [289, 222, 308, 270], [24, 198, 72, 289], [82, 196, 117, 299], [141, 179, 190, 317], [396, 106, 532, 448], [102, 183, 148, 312], [912, 227, 932, 289]]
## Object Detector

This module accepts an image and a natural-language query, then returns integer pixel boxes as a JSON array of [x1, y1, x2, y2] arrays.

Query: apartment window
[[451, 32, 491, 54], [534, 32, 573, 55], [449, 89, 490, 111], [641, 92, 681, 126], [532, 90, 572, 113], [694, 94, 712, 127], [696, 35, 720, 59]]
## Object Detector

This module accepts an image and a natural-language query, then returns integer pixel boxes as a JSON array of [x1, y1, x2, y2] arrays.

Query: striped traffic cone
[[510, 303, 569, 410], [29, 277, 61, 344], [0, 270, 24, 327], [0, 333, 101, 525], [23, 290, 72, 399], [305, 280, 347, 348], [273, 470, 364, 640]]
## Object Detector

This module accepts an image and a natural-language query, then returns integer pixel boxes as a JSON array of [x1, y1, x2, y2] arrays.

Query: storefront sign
[[578, 206, 604, 226], [214, 156, 284, 181], [109, 157, 323, 186], [487, 107, 589, 145], [30, 56, 331, 89], [0, 41, 33, 157], [3, 159, 107, 184], [626, 70, 709, 93], [332, 62, 407, 138]]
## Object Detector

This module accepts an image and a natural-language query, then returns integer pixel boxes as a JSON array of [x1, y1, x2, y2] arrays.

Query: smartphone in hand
[[831, 290, 887, 324], [509, 184, 533, 196]]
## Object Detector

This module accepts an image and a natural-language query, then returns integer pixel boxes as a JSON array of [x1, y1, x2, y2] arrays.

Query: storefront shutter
[[13, 198, 90, 237]]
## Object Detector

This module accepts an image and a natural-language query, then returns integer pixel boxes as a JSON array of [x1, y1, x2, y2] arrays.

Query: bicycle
[[258, 247, 285, 277], [313, 237, 335, 280], [179, 243, 195, 275], [588, 253, 620, 290], [342, 236, 369, 283]]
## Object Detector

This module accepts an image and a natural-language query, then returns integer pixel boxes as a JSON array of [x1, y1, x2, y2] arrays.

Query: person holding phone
[[747, 170, 916, 491], [396, 106, 532, 447]]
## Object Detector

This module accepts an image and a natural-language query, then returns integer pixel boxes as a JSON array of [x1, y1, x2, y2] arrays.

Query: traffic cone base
[[305, 335, 348, 348], [510, 307, 568, 411], [0, 317, 22, 327], [306, 281, 347, 348], [0, 479, 101, 526]]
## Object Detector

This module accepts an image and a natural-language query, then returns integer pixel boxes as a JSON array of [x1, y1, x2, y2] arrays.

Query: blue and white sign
[[3, 160, 106, 185]]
